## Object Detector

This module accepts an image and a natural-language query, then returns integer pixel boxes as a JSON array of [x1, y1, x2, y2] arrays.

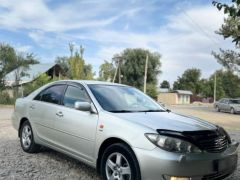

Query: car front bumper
[[133, 141, 239, 180]]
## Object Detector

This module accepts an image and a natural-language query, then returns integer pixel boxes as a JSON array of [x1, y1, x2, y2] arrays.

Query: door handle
[[56, 111, 64, 117], [30, 105, 35, 109]]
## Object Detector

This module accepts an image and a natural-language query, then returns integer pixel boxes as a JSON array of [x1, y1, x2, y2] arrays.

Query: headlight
[[145, 133, 201, 153]]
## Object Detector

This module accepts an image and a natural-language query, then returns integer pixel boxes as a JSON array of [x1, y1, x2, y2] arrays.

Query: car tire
[[216, 106, 220, 112], [20, 121, 40, 153], [100, 143, 141, 180], [230, 108, 235, 114]]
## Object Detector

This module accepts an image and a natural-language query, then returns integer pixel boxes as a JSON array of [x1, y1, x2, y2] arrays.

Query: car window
[[219, 99, 225, 103], [40, 85, 65, 105], [230, 100, 240, 104], [63, 85, 90, 108]]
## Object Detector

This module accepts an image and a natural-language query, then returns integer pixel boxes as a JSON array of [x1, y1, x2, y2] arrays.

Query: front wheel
[[20, 121, 40, 153], [101, 143, 141, 180]]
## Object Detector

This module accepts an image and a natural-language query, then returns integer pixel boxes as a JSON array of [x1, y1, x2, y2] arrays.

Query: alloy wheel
[[105, 152, 131, 180], [21, 125, 32, 149]]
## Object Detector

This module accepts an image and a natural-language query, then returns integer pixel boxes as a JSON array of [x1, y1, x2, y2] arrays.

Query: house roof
[[174, 90, 193, 95], [4, 63, 57, 86], [157, 88, 170, 93]]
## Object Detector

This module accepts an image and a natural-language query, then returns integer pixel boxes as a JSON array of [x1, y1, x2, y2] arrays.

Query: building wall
[[158, 93, 191, 105], [177, 94, 191, 104], [157, 93, 178, 105]]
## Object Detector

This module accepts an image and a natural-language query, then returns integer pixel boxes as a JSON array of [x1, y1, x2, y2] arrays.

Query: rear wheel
[[20, 121, 40, 153], [101, 143, 141, 180], [216, 106, 220, 112], [230, 108, 235, 114]]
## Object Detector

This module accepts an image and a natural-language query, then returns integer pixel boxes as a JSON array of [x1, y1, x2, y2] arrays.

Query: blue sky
[[0, 0, 234, 85]]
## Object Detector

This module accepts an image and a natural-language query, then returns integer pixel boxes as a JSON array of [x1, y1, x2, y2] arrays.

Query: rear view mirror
[[74, 101, 91, 111]]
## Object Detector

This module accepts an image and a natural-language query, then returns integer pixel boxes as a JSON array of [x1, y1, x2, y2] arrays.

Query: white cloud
[[15, 45, 32, 53]]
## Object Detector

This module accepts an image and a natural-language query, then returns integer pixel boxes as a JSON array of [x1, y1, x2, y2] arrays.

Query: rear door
[[223, 99, 230, 111], [29, 84, 66, 144], [53, 84, 98, 162]]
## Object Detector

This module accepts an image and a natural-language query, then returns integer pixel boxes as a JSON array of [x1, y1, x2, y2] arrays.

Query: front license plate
[[214, 155, 238, 172]]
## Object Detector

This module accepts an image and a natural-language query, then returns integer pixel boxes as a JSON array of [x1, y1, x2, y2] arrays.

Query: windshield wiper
[[108, 110, 137, 113], [138, 109, 166, 112]]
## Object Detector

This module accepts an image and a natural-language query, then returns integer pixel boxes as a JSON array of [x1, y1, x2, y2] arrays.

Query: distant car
[[214, 98, 240, 114]]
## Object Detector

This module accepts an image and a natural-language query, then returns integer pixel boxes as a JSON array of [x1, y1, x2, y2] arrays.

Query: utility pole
[[112, 56, 122, 83], [214, 73, 217, 103], [143, 54, 149, 93], [118, 59, 121, 84]]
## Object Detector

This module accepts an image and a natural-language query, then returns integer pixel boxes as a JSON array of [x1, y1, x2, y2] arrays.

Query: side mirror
[[74, 101, 91, 112]]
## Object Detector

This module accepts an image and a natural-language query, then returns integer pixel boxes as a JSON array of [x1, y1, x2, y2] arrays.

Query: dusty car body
[[12, 80, 239, 180]]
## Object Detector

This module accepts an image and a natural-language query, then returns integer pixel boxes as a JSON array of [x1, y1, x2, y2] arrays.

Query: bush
[[146, 83, 158, 100], [0, 92, 15, 105]]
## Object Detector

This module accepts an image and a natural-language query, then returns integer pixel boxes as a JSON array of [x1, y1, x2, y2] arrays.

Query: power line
[[179, 7, 222, 48]]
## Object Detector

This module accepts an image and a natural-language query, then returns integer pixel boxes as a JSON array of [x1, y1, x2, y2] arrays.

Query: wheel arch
[[18, 117, 29, 137], [96, 137, 134, 173]]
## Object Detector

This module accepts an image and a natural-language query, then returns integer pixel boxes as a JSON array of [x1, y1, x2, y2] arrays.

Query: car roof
[[52, 80, 128, 86]]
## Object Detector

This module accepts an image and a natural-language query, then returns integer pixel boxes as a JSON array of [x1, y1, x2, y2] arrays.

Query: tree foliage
[[173, 68, 202, 95], [98, 60, 116, 81], [212, 0, 240, 73], [109, 48, 161, 98], [160, 80, 170, 89], [55, 44, 94, 80], [212, 49, 240, 73], [0, 43, 39, 95], [213, 0, 240, 44], [23, 73, 53, 96]]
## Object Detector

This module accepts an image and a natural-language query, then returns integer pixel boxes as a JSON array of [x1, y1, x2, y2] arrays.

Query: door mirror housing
[[74, 101, 91, 112]]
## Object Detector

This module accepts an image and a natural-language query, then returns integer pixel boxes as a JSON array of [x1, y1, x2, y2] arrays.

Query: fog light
[[170, 177, 190, 180]]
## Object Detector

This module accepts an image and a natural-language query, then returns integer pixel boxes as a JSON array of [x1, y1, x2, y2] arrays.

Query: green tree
[[173, 68, 202, 95], [0, 43, 38, 96], [201, 70, 240, 99], [55, 44, 94, 80], [212, 1, 240, 73], [24, 73, 52, 96], [98, 60, 116, 81], [0, 43, 17, 90], [111, 48, 161, 97], [160, 80, 170, 89], [55, 56, 70, 77], [146, 83, 158, 99]]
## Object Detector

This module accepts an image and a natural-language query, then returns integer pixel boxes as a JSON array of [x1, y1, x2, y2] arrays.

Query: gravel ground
[[0, 106, 239, 180]]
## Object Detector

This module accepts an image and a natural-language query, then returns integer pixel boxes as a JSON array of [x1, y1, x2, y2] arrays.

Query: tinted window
[[34, 93, 42, 101], [63, 86, 90, 108], [230, 100, 240, 104], [41, 85, 65, 104]]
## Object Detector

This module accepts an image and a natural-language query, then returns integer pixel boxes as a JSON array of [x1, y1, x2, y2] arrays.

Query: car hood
[[113, 112, 217, 132]]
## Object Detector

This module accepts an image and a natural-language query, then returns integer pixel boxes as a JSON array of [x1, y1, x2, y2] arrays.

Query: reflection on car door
[[54, 85, 98, 162], [29, 84, 66, 144]]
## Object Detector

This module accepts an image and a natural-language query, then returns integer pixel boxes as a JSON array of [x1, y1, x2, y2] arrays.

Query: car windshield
[[230, 99, 240, 104], [88, 84, 165, 113]]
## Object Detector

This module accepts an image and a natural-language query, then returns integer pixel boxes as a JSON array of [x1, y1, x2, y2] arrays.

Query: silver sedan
[[12, 80, 239, 180]]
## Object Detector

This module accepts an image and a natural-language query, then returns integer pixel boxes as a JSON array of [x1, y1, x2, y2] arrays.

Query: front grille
[[198, 135, 228, 153], [183, 128, 229, 153], [202, 169, 234, 180]]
